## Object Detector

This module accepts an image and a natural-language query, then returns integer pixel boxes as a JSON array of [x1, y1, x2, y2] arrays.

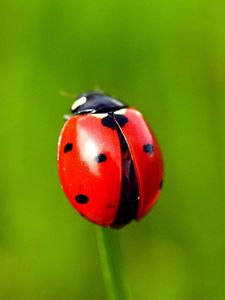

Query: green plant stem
[[96, 227, 130, 300]]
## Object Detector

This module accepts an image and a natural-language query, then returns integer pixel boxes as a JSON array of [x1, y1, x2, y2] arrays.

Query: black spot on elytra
[[95, 153, 107, 163], [115, 114, 128, 127], [101, 115, 116, 129], [160, 180, 163, 189], [143, 144, 154, 154], [101, 114, 128, 130], [64, 143, 73, 153], [75, 194, 89, 204]]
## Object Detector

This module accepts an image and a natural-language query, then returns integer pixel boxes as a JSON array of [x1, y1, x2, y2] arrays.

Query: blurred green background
[[0, 0, 225, 299]]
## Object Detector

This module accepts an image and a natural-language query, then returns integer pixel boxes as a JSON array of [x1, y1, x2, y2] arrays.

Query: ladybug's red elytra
[[57, 92, 163, 228]]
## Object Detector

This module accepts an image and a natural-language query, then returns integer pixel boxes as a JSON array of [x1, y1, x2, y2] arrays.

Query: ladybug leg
[[63, 114, 73, 120]]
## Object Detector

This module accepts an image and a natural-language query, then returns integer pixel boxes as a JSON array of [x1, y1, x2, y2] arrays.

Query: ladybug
[[57, 92, 163, 228]]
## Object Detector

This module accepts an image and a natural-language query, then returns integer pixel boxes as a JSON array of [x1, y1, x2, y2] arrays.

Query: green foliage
[[0, 0, 224, 299]]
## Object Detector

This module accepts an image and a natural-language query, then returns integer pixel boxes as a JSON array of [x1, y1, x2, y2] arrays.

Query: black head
[[71, 92, 127, 114]]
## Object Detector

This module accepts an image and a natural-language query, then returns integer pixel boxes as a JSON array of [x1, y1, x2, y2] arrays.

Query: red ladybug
[[57, 92, 163, 228]]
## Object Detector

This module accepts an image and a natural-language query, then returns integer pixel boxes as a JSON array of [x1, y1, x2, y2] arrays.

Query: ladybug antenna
[[93, 84, 104, 93], [60, 90, 77, 99]]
